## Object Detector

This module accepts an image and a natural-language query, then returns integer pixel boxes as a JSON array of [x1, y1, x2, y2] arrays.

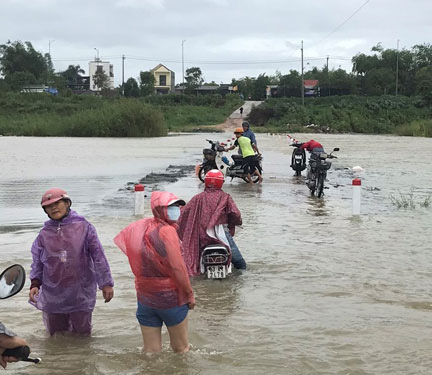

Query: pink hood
[[151, 191, 181, 224]]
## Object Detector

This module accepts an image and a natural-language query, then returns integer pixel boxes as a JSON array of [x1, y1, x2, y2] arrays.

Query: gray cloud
[[2, 0, 431, 85]]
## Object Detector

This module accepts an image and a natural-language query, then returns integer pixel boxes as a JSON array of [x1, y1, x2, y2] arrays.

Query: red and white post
[[134, 184, 145, 215], [352, 178, 361, 215]]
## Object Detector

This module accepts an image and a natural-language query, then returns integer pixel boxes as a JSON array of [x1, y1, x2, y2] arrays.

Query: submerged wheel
[[317, 174, 325, 197], [295, 170, 301, 177], [198, 165, 212, 182]]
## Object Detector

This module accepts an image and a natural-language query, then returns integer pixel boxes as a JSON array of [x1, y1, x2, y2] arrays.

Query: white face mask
[[167, 205, 181, 221]]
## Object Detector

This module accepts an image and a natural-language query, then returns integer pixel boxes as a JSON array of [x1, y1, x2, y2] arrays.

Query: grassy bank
[[0, 92, 242, 136], [248, 95, 432, 136]]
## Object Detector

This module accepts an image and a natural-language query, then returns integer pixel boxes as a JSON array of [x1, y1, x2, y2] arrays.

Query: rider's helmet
[[205, 169, 224, 189], [41, 188, 72, 207], [242, 121, 250, 129], [234, 127, 244, 134]]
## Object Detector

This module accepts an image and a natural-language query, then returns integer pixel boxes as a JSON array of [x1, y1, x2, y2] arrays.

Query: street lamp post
[[301, 40, 304, 106], [182, 40, 186, 94], [94, 48, 100, 61]]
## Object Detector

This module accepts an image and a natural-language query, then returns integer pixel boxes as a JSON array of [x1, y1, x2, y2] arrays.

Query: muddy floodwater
[[1, 133, 431, 375]]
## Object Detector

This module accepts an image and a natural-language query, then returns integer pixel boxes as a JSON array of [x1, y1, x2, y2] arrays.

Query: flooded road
[[1, 133, 431, 374]]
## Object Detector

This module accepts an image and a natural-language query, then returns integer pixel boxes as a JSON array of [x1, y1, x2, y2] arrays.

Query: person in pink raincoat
[[29, 188, 114, 336], [114, 191, 195, 354], [177, 170, 245, 276]]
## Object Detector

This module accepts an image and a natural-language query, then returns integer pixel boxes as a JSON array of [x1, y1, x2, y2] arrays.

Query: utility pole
[[48, 40, 55, 56], [395, 39, 399, 96], [301, 40, 304, 106], [326, 55, 330, 97], [182, 40, 186, 94], [122, 54, 125, 96], [94, 48, 99, 61]]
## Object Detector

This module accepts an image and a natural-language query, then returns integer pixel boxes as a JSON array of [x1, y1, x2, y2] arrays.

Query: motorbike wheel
[[317, 174, 325, 197], [198, 165, 212, 182], [295, 170, 301, 177]]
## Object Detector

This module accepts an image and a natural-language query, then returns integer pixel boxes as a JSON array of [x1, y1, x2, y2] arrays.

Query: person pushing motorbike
[[300, 139, 325, 182], [225, 128, 263, 184]]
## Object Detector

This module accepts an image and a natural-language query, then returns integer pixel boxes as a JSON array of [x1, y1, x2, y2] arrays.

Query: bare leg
[[254, 169, 263, 183], [166, 316, 189, 353], [246, 173, 253, 183], [140, 325, 162, 353]]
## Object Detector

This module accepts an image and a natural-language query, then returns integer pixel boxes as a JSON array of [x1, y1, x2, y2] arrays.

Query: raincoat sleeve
[[159, 226, 195, 304], [226, 195, 242, 236], [30, 236, 44, 284], [87, 223, 114, 289]]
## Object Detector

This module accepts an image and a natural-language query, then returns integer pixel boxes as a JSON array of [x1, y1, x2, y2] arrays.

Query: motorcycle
[[224, 153, 263, 183], [200, 244, 232, 279], [306, 148, 340, 197], [289, 143, 307, 176], [198, 139, 263, 183], [198, 139, 227, 182], [0, 265, 41, 365]]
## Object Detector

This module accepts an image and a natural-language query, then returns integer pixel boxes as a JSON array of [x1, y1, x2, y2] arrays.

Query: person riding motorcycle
[[177, 170, 246, 276], [225, 128, 263, 184]]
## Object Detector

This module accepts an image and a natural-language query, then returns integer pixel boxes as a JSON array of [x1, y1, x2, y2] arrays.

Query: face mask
[[167, 205, 181, 221]]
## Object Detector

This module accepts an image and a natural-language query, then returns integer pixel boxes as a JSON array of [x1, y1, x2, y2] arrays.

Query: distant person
[[239, 106, 244, 117], [300, 140, 325, 181], [114, 191, 195, 354], [29, 188, 114, 336], [177, 169, 246, 276], [225, 128, 263, 183]]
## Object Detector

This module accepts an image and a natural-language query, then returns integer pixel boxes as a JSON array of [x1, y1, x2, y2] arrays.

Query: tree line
[[1, 40, 431, 104]]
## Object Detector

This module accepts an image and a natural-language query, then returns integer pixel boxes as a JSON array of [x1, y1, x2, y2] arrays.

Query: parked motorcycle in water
[[0, 265, 41, 365], [200, 244, 232, 279], [306, 148, 339, 197], [198, 139, 263, 183], [289, 143, 307, 176]]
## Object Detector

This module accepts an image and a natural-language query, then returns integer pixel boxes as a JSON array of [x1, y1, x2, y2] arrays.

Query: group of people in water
[[0, 162, 247, 366]]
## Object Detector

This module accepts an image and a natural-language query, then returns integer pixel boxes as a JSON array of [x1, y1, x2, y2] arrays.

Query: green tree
[[61, 65, 85, 84], [124, 77, 140, 97], [0, 40, 49, 89], [185, 67, 203, 94], [93, 69, 110, 90], [139, 71, 155, 96]]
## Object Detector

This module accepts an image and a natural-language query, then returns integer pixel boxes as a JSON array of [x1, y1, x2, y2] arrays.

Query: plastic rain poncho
[[29, 210, 114, 313], [177, 187, 242, 276], [114, 191, 194, 309]]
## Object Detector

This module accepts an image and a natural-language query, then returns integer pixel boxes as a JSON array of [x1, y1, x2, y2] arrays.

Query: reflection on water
[[1, 134, 432, 374]]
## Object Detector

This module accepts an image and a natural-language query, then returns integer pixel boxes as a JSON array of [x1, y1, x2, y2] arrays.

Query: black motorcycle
[[198, 139, 226, 182], [225, 153, 263, 183], [0, 265, 41, 365], [306, 148, 339, 197], [289, 143, 307, 176]]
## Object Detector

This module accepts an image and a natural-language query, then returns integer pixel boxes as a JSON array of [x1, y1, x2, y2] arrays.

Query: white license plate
[[207, 265, 227, 279]]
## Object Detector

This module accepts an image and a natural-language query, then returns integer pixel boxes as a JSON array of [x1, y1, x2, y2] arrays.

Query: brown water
[[1, 133, 431, 375]]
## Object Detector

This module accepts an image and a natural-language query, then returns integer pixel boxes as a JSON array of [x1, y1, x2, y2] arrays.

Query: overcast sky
[[2, 0, 431, 86]]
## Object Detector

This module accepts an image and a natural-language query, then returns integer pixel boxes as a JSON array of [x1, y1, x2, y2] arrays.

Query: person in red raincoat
[[114, 191, 195, 353], [177, 170, 245, 276]]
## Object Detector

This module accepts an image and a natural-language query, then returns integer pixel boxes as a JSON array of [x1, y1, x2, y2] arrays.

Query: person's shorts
[[242, 155, 256, 174], [136, 302, 188, 327]]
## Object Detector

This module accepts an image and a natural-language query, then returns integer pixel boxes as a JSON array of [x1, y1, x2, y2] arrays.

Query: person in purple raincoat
[[29, 188, 114, 336]]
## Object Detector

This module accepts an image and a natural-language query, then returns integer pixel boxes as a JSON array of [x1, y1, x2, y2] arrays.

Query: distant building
[[89, 59, 114, 91], [150, 64, 175, 94], [303, 79, 319, 96]]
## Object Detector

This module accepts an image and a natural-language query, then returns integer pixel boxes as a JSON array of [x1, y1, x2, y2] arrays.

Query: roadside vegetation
[[0, 39, 431, 137], [247, 95, 431, 135]]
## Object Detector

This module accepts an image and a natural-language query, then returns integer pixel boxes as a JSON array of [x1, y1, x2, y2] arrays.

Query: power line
[[314, 0, 371, 46]]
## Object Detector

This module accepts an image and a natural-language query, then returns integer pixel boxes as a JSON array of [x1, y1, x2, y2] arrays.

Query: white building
[[89, 59, 114, 91]]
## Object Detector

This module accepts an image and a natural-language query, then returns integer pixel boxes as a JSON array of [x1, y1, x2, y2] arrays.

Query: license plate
[[295, 155, 302, 159], [207, 265, 227, 279]]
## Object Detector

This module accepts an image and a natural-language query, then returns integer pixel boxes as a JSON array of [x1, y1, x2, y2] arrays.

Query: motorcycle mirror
[[0, 264, 26, 299], [333, 147, 340, 152]]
